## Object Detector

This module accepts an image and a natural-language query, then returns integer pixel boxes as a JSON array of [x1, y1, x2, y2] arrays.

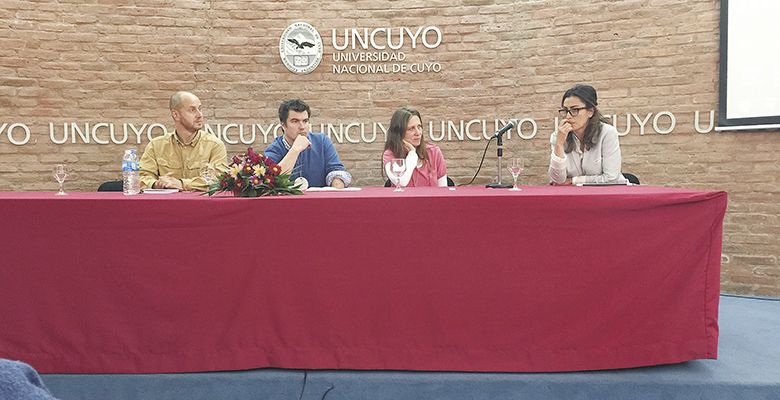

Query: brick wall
[[1, 0, 777, 296]]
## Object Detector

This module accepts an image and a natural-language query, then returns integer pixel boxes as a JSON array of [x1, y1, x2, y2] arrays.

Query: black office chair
[[622, 173, 640, 185], [97, 180, 124, 192], [384, 177, 455, 187]]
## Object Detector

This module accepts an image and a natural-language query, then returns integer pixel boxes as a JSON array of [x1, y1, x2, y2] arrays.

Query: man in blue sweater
[[264, 99, 352, 188]]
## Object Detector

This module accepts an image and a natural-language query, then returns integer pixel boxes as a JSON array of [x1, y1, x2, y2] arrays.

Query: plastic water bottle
[[122, 149, 141, 195]]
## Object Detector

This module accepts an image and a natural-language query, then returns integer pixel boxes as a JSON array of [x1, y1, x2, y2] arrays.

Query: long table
[[0, 186, 726, 373]]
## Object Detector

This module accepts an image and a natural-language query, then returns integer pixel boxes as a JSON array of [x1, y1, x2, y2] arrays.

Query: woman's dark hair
[[561, 84, 610, 153], [384, 106, 428, 164]]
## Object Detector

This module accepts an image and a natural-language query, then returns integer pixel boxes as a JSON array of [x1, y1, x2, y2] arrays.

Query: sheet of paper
[[142, 189, 180, 194], [305, 187, 362, 192]]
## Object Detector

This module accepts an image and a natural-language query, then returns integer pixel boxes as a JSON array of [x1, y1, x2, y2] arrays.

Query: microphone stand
[[486, 132, 512, 188]]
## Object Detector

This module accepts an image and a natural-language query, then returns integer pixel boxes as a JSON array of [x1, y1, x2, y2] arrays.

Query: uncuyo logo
[[279, 22, 323, 74]]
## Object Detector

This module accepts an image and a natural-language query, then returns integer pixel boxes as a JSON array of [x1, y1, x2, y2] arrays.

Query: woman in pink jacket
[[383, 106, 448, 187]]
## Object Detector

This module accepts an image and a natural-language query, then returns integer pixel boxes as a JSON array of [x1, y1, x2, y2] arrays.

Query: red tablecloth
[[0, 186, 726, 373]]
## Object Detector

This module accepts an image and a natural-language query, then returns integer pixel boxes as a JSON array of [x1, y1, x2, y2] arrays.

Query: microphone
[[493, 119, 517, 138], [485, 119, 516, 188]]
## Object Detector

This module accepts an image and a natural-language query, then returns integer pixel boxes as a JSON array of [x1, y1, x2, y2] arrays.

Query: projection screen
[[718, 0, 780, 130]]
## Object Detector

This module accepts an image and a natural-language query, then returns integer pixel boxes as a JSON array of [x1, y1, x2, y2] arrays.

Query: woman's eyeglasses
[[558, 107, 588, 118]]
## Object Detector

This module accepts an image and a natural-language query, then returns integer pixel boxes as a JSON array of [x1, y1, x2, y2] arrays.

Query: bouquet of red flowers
[[206, 148, 302, 197]]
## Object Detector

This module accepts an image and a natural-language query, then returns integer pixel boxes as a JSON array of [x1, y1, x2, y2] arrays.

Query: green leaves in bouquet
[[205, 148, 303, 197]]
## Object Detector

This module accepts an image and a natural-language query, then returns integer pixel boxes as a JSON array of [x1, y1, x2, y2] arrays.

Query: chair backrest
[[97, 180, 124, 192], [384, 177, 456, 187], [622, 173, 640, 185]]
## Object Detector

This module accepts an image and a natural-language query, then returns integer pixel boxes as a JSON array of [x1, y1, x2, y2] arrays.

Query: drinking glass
[[508, 158, 524, 191], [52, 164, 68, 196], [389, 158, 406, 192], [200, 163, 216, 186]]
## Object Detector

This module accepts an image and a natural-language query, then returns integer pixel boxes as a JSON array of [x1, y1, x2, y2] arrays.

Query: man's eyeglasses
[[558, 107, 588, 118]]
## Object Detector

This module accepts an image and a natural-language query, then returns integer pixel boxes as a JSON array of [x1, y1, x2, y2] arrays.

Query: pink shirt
[[383, 143, 447, 187]]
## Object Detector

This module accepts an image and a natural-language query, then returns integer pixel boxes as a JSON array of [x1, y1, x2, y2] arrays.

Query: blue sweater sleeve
[[321, 136, 346, 174], [263, 138, 287, 164]]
